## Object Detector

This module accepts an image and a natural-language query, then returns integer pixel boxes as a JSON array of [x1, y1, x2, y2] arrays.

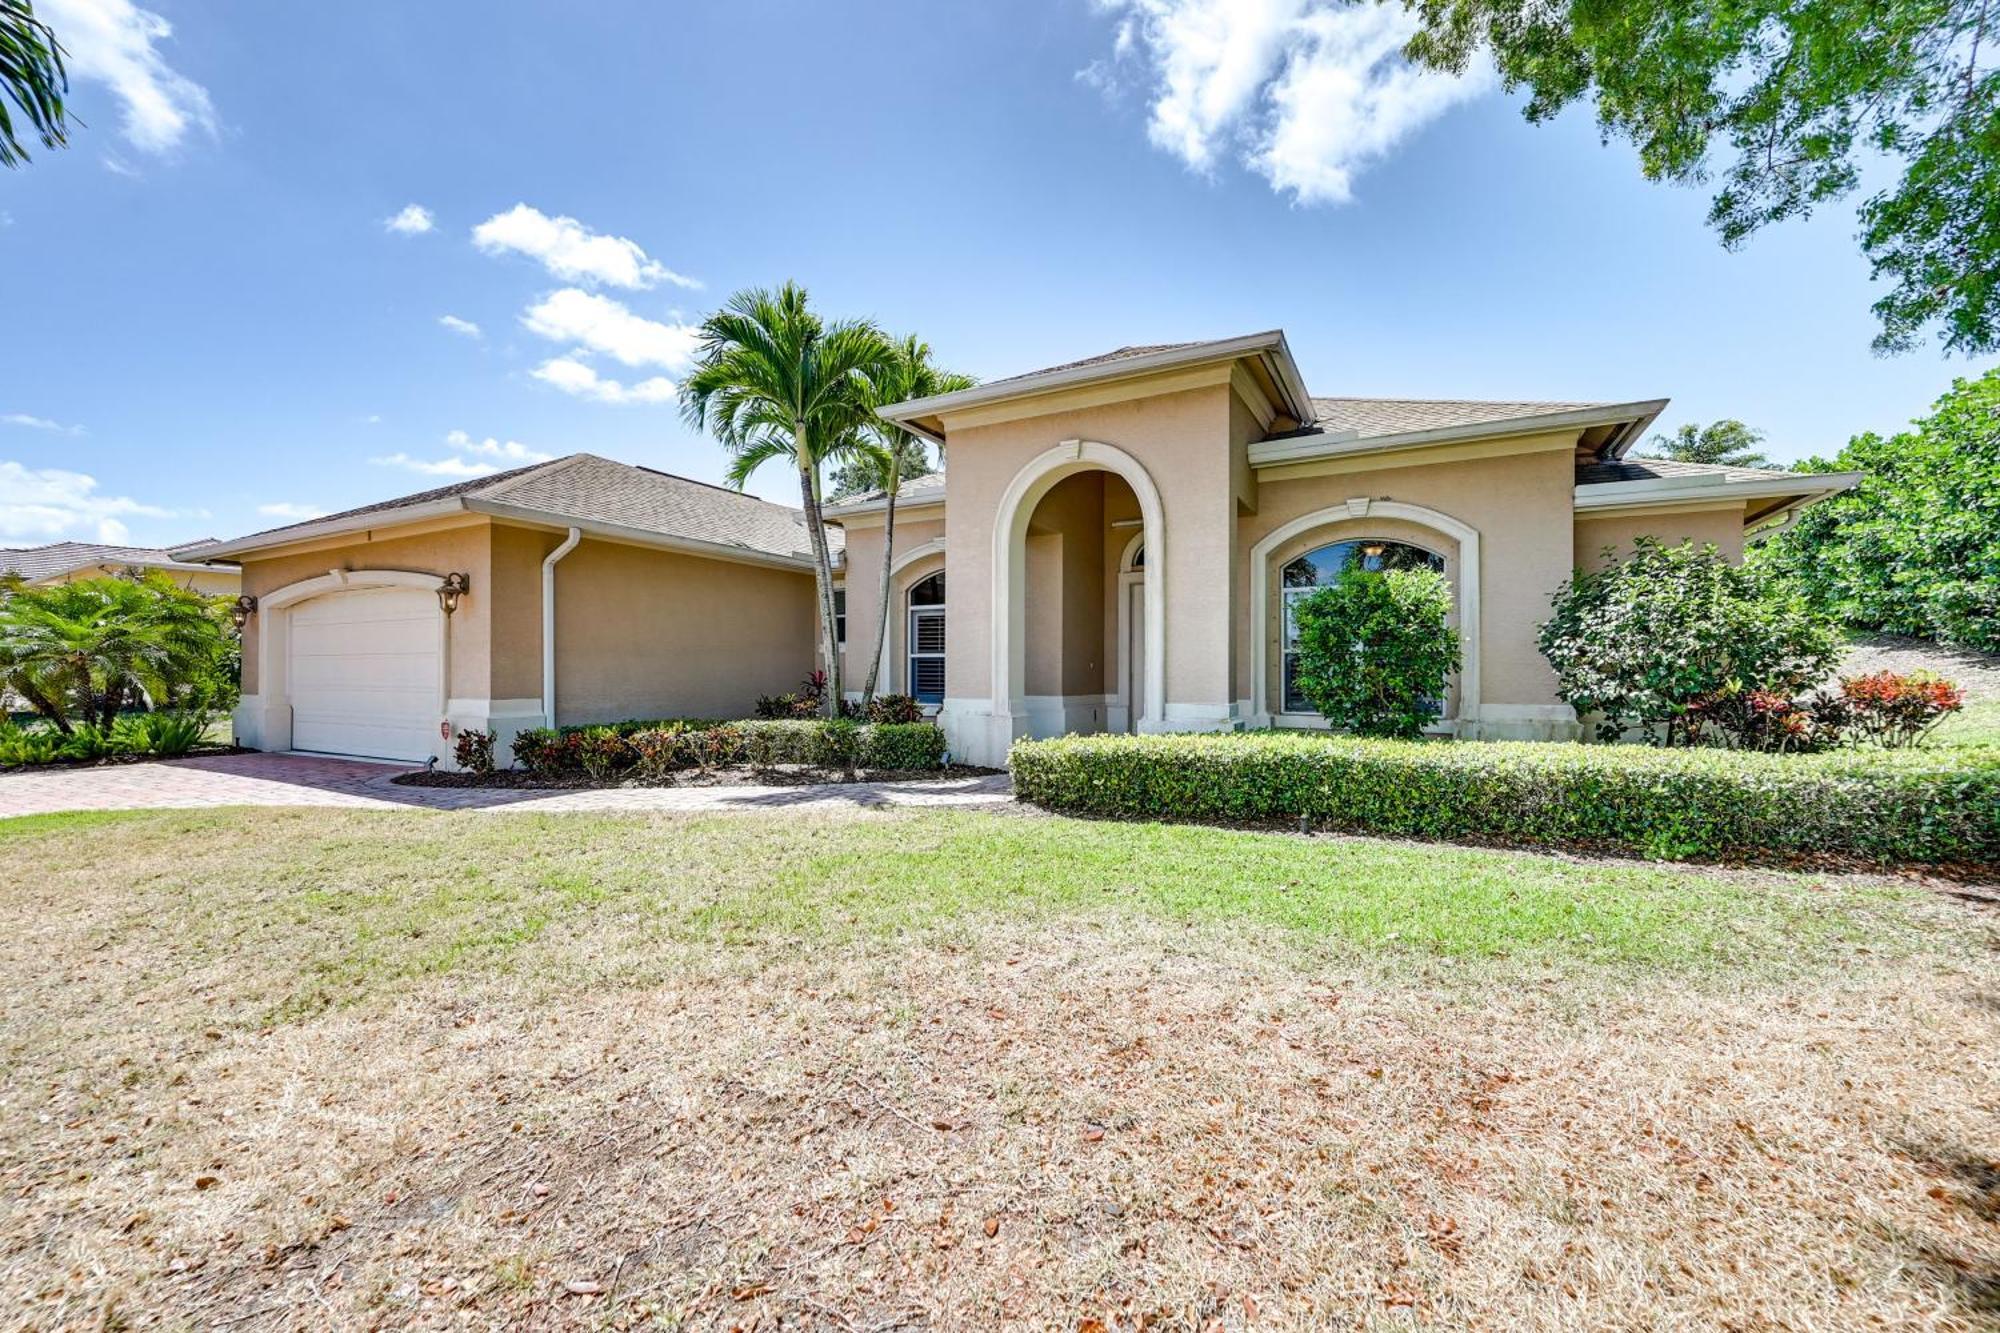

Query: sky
[[0, 0, 1981, 550]]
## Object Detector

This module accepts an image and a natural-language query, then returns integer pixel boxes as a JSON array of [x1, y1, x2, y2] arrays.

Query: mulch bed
[[392, 763, 1002, 790]]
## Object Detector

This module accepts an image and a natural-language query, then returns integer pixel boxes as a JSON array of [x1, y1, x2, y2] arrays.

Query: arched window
[[1281, 539, 1444, 713], [1129, 543, 1144, 570], [907, 571, 946, 703]]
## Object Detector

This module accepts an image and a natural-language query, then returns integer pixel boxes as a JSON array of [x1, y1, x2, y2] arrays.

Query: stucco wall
[[1238, 441, 1578, 710], [1573, 507, 1748, 567], [236, 519, 494, 699], [836, 509, 945, 696], [551, 537, 817, 724], [942, 382, 1235, 710]]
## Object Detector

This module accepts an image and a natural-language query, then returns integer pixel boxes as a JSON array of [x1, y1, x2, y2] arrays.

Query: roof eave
[[465, 499, 821, 571], [821, 490, 949, 520], [1573, 470, 1863, 510], [1249, 399, 1673, 468], [877, 330, 1311, 438]]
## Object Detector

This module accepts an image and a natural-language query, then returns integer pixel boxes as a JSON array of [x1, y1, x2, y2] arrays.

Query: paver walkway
[[0, 752, 1014, 818]]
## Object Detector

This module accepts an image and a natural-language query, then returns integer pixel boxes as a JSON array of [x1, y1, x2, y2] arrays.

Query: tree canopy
[[1642, 420, 1774, 469], [1, 0, 67, 167], [1756, 367, 2000, 651], [1404, 0, 2000, 354]]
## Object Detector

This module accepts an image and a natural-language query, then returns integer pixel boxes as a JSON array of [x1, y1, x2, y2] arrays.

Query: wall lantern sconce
[[228, 594, 257, 632], [1360, 543, 1386, 560], [435, 572, 470, 616]]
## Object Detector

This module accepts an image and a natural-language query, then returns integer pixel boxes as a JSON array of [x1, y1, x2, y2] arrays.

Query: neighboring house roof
[[0, 540, 237, 582], [823, 470, 947, 517], [179, 453, 841, 568]]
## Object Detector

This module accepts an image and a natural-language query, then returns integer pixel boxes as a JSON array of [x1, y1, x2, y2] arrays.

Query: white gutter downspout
[[542, 527, 582, 726]]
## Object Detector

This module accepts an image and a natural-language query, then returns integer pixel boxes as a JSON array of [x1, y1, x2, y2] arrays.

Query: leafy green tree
[[1291, 568, 1461, 739], [1642, 420, 1773, 469], [1756, 367, 2000, 650], [1404, 0, 2000, 354], [0, 573, 233, 733], [1, 0, 68, 167], [680, 282, 894, 715], [832, 335, 974, 707], [1540, 538, 1839, 744]]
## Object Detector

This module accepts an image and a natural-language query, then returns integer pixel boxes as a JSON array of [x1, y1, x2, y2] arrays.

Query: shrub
[[0, 720, 62, 768], [1540, 538, 1839, 744], [510, 727, 561, 773], [452, 727, 496, 774], [568, 726, 635, 780], [862, 721, 947, 770], [1290, 568, 1460, 738], [821, 717, 862, 773], [628, 726, 684, 781], [865, 694, 925, 724], [59, 728, 120, 761], [112, 710, 212, 757], [1009, 731, 2000, 865], [1840, 670, 1966, 747]]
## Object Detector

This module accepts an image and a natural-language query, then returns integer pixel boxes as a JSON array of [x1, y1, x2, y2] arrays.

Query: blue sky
[[0, 0, 1978, 548]]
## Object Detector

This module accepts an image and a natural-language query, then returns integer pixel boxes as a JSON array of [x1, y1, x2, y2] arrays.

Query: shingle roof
[[1310, 397, 1614, 439], [0, 540, 230, 581], [1575, 457, 1806, 487], [986, 343, 1206, 387], [197, 453, 838, 563], [831, 470, 947, 509]]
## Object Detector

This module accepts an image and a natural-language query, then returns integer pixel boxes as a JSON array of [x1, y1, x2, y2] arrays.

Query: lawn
[[1, 807, 1995, 1330]]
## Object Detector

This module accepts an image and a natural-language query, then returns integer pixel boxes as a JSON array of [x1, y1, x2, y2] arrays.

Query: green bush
[[0, 720, 62, 767], [504, 717, 944, 777], [1540, 538, 1839, 744], [1291, 568, 1460, 738], [112, 710, 211, 757], [1009, 731, 2000, 865]]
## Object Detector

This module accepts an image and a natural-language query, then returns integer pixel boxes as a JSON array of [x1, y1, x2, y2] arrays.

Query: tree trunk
[[860, 452, 900, 709], [796, 443, 842, 719]]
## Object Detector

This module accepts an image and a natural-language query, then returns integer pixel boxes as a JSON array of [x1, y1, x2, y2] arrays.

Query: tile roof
[[1310, 397, 1614, 439], [0, 541, 229, 581], [1574, 457, 1807, 487], [198, 453, 838, 563]]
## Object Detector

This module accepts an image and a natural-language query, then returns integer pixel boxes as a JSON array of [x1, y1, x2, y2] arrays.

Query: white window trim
[[907, 573, 947, 704], [1247, 501, 1481, 730]]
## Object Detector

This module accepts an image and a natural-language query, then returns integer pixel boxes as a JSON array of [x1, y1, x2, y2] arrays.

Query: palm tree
[[1643, 420, 1775, 469], [837, 335, 974, 707], [1, 0, 70, 168], [0, 574, 227, 732], [680, 283, 893, 715]]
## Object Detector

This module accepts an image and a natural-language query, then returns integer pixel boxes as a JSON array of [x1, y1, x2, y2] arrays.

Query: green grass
[[1935, 694, 2000, 748], [0, 807, 1947, 1028]]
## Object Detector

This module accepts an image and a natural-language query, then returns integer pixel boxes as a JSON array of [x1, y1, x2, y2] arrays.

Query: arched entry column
[[941, 439, 1166, 766]]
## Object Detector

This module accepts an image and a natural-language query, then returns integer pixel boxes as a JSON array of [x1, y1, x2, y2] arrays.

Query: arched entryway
[[991, 440, 1166, 738]]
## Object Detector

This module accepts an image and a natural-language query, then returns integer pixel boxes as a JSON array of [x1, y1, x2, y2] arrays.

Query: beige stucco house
[[179, 330, 1856, 769], [1, 540, 241, 596]]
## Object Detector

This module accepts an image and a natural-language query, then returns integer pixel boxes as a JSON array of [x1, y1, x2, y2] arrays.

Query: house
[[1, 540, 241, 596], [179, 330, 1857, 769]]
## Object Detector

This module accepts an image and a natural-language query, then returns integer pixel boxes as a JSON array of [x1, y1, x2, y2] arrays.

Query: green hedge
[[1009, 731, 2000, 865], [510, 717, 944, 777]]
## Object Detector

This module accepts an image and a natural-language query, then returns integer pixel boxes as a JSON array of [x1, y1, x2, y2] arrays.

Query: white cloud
[[438, 313, 482, 338], [0, 460, 176, 543], [443, 429, 552, 463], [37, 0, 217, 155], [256, 502, 324, 520], [385, 203, 435, 235], [3, 412, 86, 436], [530, 356, 676, 406], [520, 288, 698, 370], [370, 430, 554, 478], [1092, 0, 1487, 204], [472, 204, 699, 290]]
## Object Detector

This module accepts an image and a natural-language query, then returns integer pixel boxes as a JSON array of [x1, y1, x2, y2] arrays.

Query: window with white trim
[[833, 587, 846, 647], [1281, 539, 1445, 713], [907, 571, 945, 704]]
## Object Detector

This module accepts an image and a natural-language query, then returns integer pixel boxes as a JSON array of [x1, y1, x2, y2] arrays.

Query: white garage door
[[288, 588, 441, 761]]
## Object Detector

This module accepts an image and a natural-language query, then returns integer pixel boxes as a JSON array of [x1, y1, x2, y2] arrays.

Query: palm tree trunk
[[860, 454, 900, 708], [797, 452, 842, 719]]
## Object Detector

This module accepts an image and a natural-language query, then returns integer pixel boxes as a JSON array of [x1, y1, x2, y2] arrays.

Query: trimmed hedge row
[[511, 717, 945, 777], [1009, 731, 2000, 864]]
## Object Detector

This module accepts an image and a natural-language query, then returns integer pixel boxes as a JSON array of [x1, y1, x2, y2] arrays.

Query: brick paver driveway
[[0, 752, 1014, 818]]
